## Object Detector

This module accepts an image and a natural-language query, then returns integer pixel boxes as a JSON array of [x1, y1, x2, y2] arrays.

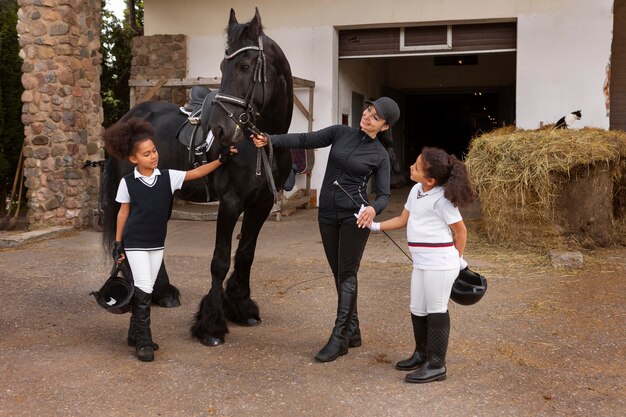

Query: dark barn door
[[610, 0, 626, 131]]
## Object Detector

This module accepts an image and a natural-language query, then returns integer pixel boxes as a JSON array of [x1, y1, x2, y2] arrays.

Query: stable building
[[140, 0, 619, 198]]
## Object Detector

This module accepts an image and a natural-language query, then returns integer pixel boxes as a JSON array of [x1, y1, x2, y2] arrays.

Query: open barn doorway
[[338, 21, 518, 176], [404, 86, 515, 166]]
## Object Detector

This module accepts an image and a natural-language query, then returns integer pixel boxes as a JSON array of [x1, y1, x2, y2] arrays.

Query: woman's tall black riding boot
[[333, 273, 361, 348], [315, 275, 357, 362], [396, 314, 427, 371], [406, 312, 450, 383], [132, 288, 156, 362], [347, 306, 362, 348]]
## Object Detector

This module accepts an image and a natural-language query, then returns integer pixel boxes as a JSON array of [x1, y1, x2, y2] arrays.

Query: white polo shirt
[[115, 168, 186, 203], [405, 183, 462, 270]]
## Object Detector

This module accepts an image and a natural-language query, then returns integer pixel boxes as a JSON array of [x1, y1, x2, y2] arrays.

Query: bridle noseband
[[213, 36, 278, 203]]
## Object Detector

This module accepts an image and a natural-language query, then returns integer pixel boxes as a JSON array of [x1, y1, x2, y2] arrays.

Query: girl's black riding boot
[[405, 312, 449, 383], [132, 288, 156, 362], [127, 314, 159, 351], [396, 314, 428, 371], [315, 276, 357, 362]]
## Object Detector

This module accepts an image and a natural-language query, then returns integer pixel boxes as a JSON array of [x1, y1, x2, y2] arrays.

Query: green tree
[[0, 0, 24, 209], [100, 1, 135, 127], [100, 1, 144, 128]]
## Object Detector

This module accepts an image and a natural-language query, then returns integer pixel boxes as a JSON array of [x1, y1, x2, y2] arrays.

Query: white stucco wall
[[145, 0, 568, 35], [236, 26, 337, 192], [515, 1, 613, 129]]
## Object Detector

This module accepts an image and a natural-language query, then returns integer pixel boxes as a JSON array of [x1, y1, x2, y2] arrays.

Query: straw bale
[[465, 127, 626, 250]]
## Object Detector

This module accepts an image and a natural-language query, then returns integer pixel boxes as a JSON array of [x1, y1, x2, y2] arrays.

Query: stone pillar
[[17, 0, 104, 229], [131, 34, 187, 105]]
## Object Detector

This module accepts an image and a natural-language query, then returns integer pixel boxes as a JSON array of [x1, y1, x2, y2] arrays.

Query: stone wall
[[17, 0, 103, 229], [131, 34, 187, 105]]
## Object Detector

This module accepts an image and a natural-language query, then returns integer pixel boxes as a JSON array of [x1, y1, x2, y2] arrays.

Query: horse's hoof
[[154, 296, 181, 308], [201, 336, 224, 347], [235, 317, 261, 327]]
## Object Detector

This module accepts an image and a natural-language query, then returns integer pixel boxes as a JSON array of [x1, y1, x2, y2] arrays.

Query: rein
[[213, 36, 279, 204]]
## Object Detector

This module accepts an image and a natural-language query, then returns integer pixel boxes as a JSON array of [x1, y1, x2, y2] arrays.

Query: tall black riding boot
[[132, 288, 156, 362], [333, 274, 361, 348], [347, 306, 362, 348], [406, 312, 450, 383], [127, 314, 159, 351], [396, 314, 427, 371], [315, 276, 357, 362]]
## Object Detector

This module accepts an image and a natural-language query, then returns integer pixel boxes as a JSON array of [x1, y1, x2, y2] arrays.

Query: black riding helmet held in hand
[[450, 268, 488, 305], [92, 264, 134, 314]]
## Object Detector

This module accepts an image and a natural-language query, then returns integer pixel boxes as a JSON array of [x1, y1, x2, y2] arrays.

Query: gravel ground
[[0, 187, 624, 417]]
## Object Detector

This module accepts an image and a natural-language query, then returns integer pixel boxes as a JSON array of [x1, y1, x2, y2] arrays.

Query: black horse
[[102, 8, 293, 346]]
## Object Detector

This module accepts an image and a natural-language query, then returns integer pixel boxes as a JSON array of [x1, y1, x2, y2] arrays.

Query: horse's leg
[[191, 199, 241, 346], [223, 196, 274, 326], [151, 261, 181, 308]]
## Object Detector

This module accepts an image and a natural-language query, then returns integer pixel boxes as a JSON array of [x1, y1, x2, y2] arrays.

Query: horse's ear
[[229, 8, 238, 26], [249, 7, 263, 36]]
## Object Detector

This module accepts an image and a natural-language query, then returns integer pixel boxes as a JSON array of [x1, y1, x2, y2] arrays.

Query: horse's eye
[[240, 64, 250, 71]]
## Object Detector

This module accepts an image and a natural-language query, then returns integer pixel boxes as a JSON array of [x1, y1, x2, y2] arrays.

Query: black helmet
[[450, 268, 487, 305], [92, 265, 134, 314]]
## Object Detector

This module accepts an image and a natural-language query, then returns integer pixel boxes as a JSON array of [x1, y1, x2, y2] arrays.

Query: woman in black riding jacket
[[252, 97, 400, 362]]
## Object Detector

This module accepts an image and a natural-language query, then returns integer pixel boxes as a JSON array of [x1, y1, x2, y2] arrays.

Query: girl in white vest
[[104, 118, 236, 362], [369, 147, 475, 383]]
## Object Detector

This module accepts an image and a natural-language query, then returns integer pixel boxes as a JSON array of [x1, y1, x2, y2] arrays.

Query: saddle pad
[[291, 149, 308, 174]]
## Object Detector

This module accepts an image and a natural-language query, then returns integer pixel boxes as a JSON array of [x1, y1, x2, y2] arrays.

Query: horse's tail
[[101, 156, 121, 255]]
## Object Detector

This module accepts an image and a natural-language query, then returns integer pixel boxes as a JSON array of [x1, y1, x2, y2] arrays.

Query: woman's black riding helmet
[[365, 97, 400, 126]]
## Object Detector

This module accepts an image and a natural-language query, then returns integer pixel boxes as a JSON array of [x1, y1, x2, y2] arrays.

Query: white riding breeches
[[409, 268, 458, 316], [125, 250, 164, 294]]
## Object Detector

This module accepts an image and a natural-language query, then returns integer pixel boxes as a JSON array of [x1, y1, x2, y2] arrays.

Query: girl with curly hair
[[103, 117, 236, 362], [369, 147, 475, 383]]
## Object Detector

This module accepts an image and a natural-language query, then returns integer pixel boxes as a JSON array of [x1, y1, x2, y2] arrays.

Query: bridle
[[213, 36, 266, 135], [212, 36, 278, 203]]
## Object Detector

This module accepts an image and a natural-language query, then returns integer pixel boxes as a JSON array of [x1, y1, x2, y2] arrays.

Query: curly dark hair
[[103, 118, 155, 160], [421, 147, 475, 208]]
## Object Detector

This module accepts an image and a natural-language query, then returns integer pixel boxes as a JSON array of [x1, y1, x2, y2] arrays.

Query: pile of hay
[[465, 126, 626, 250]]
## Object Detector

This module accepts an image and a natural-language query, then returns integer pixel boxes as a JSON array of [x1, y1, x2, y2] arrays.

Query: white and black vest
[[122, 170, 173, 250]]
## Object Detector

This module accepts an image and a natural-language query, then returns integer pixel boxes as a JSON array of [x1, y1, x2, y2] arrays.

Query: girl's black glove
[[112, 241, 125, 261], [218, 146, 236, 164]]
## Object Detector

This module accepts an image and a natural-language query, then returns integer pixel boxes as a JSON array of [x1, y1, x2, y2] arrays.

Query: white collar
[[133, 167, 161, 180], [416, 183, 443, 198]]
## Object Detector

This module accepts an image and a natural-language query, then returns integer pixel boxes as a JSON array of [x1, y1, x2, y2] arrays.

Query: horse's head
[[210, 8, 293, 147]]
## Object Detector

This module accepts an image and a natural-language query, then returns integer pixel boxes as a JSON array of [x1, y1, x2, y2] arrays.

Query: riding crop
[[333, 181, 412, 262]]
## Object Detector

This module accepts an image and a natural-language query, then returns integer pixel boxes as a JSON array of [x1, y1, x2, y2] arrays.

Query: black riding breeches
[[319, 222, 370, 283]]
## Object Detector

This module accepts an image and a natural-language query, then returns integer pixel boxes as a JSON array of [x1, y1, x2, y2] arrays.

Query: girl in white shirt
[[104, 118, 236, 362], [370, 147, 474, 383]]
